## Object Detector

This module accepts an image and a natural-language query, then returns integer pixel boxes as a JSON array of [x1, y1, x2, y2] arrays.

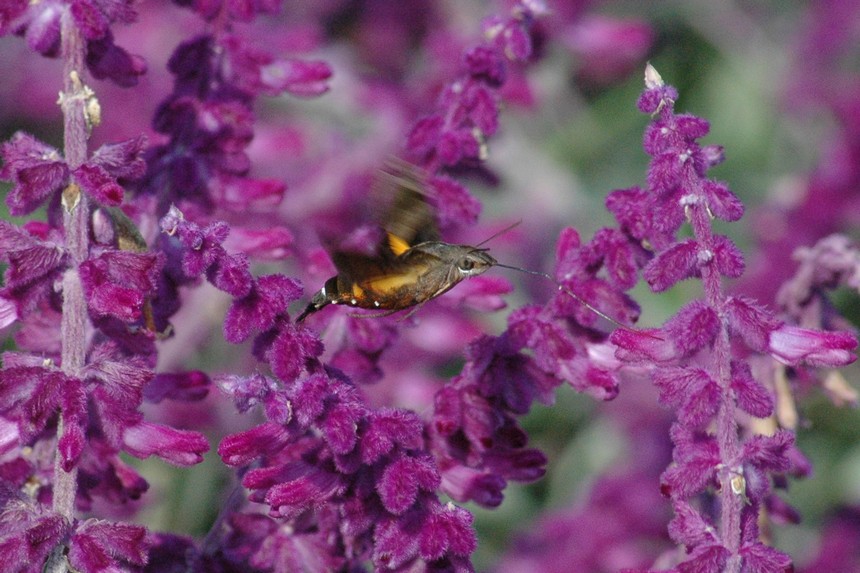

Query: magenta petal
[[10, 161, 69, 215], [373, 514, 422, 570], [86, 32, 147, 87], [738, 541, 792, 573], [702, 180, 743, 221], [668, 501, 718, 546], [711, 234, 745, 278], [207, 252, 252, 297], [406, 115, 444, 157], [440, 465, 505, 507], [0, 297, 17, 329], [144, 371, 210, 403], [730, 361, 773, 418], [682, 543, 730, 573], [664, 301, 720, 356], [261, 58, 332, 97], [267, 323, 323, 382], [644, 238, 699, 291], [464, 45, 506, 87], [429, 176, 481, 229], [74, 163, 124, 205], [611, 328, 677, 363], [360, 409, 424, 464], [742, 431, 794, 472], [724, 296, 779, 352], [123, 421, 209, 466], [69, 0, 109, 39], [219, 422, 291, 467], [58, 380, 87, 471], [321, 402, 361, 455], [420, 505, 476, 561], [263, 463, 344, 519], [606, 186, 651, 240], [21, 3, 62, 55], [69, 520, 148, 572], [89, 136, 147, 180], [378, 455, 440, 515], [0, 221, 66, 289], [79, 250, 162, 321], [0, 514, 68, 568], [224, 227, 294, 261]]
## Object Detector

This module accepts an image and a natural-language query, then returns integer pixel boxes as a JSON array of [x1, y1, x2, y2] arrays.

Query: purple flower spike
[[607, 64, 858, 571]]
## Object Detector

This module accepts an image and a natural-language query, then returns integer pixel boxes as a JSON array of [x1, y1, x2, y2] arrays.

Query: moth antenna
[[494, 262, 659, 336], [474, 221, 522, 248]]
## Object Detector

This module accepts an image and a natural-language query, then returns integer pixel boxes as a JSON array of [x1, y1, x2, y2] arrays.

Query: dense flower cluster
[[155, 206, 478, 570]]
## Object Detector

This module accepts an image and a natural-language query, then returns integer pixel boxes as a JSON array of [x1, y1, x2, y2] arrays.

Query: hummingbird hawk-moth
[[296, 161, 498, 322]]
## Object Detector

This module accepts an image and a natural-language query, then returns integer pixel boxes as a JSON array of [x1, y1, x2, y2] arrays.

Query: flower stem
[[688, 176, 743, 567], [55, 9, 90, 520]]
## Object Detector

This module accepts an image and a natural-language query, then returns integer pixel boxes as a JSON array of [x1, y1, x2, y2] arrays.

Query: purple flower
[[123, 421, 209, 466], [68, 520, 148, 572], [79, 250, 163, 321], [563, 16, 654, 86], [0, 220, 66, 321], [1, 132, 146, 215], [768, 324, 857, 367], [2, 0, 145, 86], [405, 0, 544, 182], [0, 132, 68, 215]]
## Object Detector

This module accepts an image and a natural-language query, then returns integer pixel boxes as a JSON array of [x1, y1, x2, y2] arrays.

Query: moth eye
[[459, 258, 475, 271]]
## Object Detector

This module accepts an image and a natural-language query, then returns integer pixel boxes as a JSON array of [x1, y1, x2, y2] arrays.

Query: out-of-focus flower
[[1, 0, 146, 86], [564, 16, 654, 86]]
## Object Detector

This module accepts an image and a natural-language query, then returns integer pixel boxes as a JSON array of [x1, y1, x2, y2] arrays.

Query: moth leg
[[346, 308, 402, 319], [398, 301, 429, 321]]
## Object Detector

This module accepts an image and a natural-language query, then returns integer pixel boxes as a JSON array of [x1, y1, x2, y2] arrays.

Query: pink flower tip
[[768, 325, 857, 367], [123, 421, 209, 466]]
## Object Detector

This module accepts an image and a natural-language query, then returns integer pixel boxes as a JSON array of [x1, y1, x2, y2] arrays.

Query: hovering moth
[[296, 161, 496, 322]]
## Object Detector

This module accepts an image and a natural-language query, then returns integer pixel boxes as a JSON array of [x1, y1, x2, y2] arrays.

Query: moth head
[[456, 248, 497, 277]]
